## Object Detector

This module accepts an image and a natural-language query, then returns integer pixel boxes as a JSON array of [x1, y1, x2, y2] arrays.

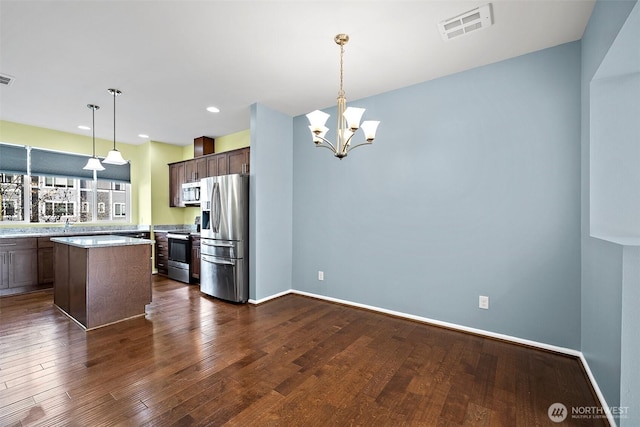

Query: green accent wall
[[149, 140, 185, 225]]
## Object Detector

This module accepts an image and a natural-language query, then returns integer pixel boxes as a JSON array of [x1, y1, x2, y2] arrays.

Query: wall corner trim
[[579, 353, 617, 427]]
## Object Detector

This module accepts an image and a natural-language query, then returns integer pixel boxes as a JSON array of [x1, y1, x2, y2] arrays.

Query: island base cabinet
[[54, 242, 152, 330], [53, 244, 70, 312]]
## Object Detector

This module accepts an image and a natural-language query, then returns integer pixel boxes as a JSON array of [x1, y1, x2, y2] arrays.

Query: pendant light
[[83, 104, 105, 171], [103, 88, 127, 165]]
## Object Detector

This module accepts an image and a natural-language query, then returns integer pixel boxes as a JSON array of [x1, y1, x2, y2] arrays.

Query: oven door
[[167, 233, 191, 283], [167, 233, 191, 263]]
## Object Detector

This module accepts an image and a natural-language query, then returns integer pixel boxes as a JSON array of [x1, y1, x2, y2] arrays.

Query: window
[[0, 174, 24, 221], [2, 201, 15, 217], [113, 203, 126, 217], [44, 201, 74, 217], [44, 177, 74, 188], [0, 143, 131, 224]]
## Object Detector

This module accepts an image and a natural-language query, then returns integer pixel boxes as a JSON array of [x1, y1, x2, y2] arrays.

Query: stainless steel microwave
[[182, 181, 201, 205]]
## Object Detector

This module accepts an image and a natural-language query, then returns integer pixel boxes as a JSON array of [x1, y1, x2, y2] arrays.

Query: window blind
[[0, 143, 28, 174], [99, 161, 131, 183], [30, 148, 131, 183], [31, 148, 95, 179]]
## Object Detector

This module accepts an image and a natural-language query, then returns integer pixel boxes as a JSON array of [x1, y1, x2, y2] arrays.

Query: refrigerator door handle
[[202, 240, 234, 248], [212, 182, 221, 233], [202, 254, 235, 266]]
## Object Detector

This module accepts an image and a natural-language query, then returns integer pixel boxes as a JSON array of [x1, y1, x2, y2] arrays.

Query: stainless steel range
[[167, 231, 191, 283]]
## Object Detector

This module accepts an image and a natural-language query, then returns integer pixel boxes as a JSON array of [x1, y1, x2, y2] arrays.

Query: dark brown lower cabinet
[[154, 232, 168, 275], [38, 237, 55, 285], [191, 236, 200, 282], [0, 238, 38, 289]]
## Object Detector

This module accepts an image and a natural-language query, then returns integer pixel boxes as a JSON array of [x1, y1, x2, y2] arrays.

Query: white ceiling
[[0, 0, 595, 147]]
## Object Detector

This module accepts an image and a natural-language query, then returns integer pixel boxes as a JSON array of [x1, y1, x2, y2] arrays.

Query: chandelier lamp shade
[[103, 88, 127, 165], [306, 34, 380, 159], [83, 104, 105, 171]]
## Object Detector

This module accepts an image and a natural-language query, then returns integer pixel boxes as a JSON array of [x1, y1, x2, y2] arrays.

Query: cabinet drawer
[[0, 238, 37, 250]]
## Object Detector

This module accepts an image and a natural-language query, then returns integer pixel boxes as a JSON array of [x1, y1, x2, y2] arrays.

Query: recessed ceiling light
[[138, 134, 149, 139], [78, 125, 90, 130], [206, 106, 220, 113]]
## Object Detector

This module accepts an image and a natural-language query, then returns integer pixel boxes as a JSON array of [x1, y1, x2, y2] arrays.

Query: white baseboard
[[250, 288, 613, 424], [248, 289, 291, 305], [578, 353, 616, 427]]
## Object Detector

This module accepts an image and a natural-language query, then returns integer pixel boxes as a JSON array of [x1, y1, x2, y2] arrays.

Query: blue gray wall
[[249, 103, 293, 301], [580, 0, 638, 420], [292, 42, 582, 348]]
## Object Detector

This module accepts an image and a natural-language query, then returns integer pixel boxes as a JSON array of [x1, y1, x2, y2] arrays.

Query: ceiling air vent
[[439, 3, 493, 41], [0, 73, 15, 86]]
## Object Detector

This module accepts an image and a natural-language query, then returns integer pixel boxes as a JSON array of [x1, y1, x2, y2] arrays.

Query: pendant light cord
[[108, 89, 121, 150], [112, 91, 116, 150]]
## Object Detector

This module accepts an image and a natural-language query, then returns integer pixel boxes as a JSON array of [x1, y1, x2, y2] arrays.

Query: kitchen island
[[51, 235, 154, 330]]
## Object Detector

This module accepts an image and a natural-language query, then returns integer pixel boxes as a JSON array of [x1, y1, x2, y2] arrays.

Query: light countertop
[[0, 227, 150, 239], [50, 235, 154, 249]]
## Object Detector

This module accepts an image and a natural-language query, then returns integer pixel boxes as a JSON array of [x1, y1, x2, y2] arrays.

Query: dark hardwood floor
[[1, 276, 607, 426]]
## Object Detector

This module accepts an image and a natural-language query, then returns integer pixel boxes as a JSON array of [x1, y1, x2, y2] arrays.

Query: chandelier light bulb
[[360, 121, 380, 142], [343, 107, 365, 131]]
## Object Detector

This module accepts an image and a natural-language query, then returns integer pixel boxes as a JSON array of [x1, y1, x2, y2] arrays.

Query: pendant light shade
[[84, 157, 105, 171], [103, 88, 127, 165], [83, 104, 105, 171], [104, 148, 126, 165]]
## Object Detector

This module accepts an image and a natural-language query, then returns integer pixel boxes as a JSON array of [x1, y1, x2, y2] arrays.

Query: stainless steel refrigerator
[[199, 174, 249, 303]]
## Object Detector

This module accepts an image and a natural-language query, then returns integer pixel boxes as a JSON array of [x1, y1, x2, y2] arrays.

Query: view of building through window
[[0, 173, 130, 223]]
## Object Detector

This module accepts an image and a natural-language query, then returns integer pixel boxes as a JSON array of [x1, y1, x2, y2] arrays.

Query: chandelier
[[306, 34, 380, 159]]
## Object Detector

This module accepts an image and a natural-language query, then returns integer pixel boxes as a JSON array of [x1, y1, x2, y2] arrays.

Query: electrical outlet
[[479, 295, 489, 310], [318, 271, 324, 281]]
